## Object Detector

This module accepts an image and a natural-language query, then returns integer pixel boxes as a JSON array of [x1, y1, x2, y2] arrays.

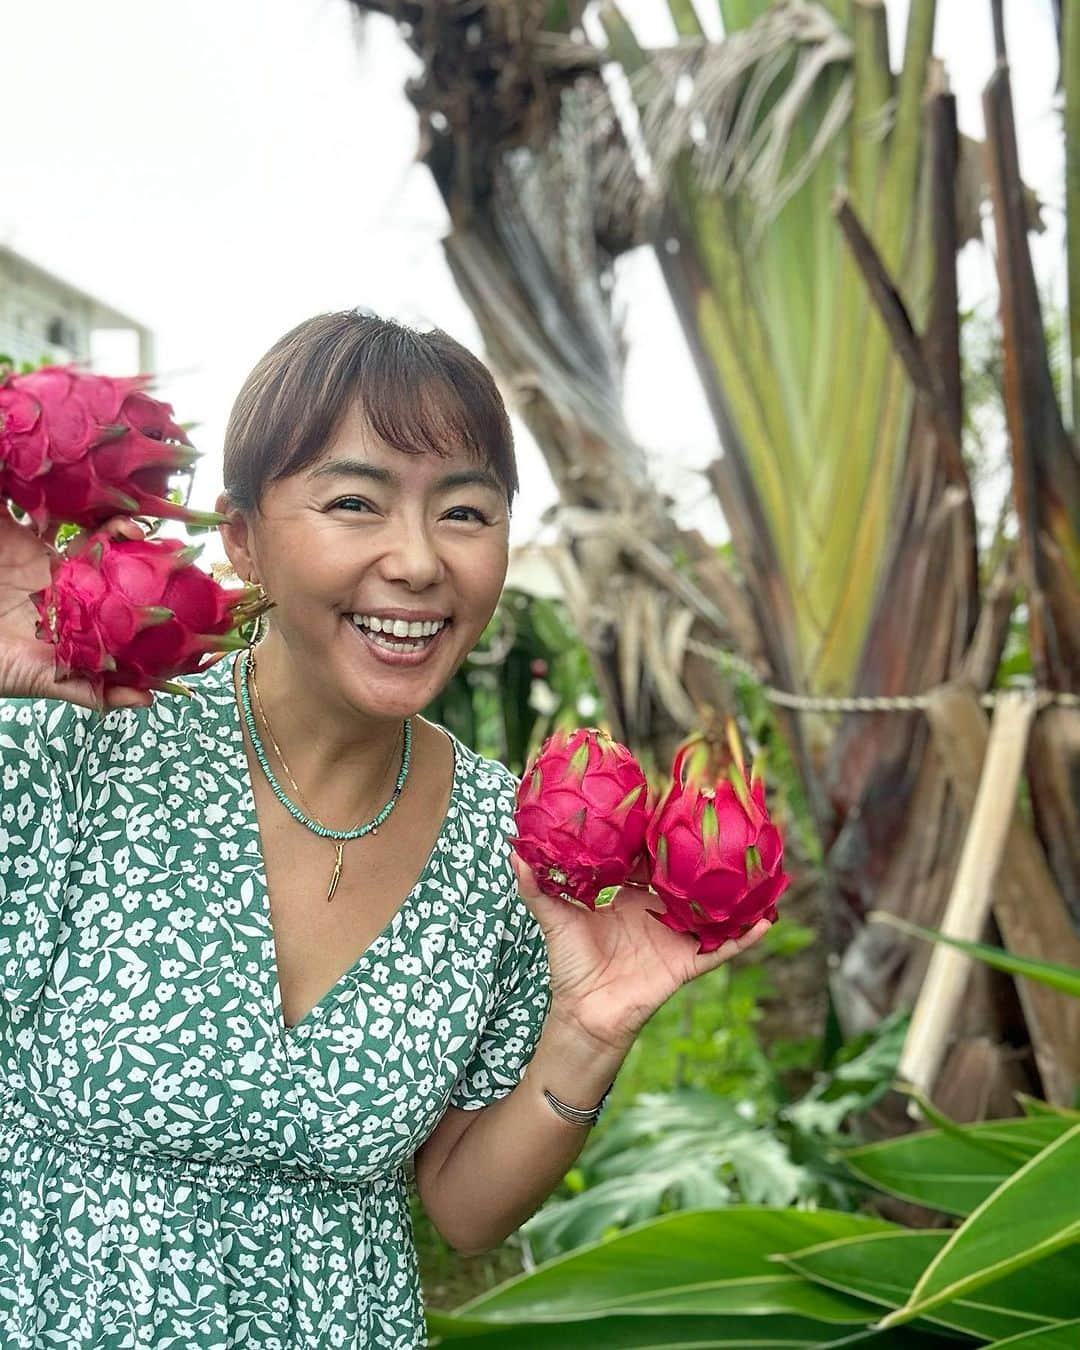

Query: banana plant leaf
[[842, 1115, 1076, 1216], [778, 1228, 1080, 1342], [877, 1122, 1080, 1328]]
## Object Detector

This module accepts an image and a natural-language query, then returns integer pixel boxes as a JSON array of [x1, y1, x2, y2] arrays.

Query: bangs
[[223, 311, 517, 513], [281, 331, 493, 479]]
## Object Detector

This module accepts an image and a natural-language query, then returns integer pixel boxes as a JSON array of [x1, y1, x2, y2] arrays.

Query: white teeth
[[351, 614, 447, 638], [368, 633, 426, 652]]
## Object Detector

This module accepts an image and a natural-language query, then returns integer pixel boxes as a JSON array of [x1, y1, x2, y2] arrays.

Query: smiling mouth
[[347, 614, 453, 654]]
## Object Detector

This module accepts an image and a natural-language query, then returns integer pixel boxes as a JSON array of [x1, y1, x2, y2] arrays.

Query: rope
[[684, 638, 1080, 715], [527, 512, 1080, 717]]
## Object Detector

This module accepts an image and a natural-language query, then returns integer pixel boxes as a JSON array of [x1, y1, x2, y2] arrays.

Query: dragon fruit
[[511, 727, 650, 909], [645, 721, 789, 953], [32, 532, 264, 696], [0, 365, 223, 531]]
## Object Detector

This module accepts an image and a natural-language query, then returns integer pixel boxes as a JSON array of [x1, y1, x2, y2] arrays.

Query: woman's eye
[[329, 498, 491, 524], [445, 507, 492, 524]]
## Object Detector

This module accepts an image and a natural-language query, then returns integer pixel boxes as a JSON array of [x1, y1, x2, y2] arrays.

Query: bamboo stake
[[897, 690, 1038, 1105], [924, 685, 1080, 1107]]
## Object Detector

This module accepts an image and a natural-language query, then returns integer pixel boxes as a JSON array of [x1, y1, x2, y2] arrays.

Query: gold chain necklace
[[247, 648, 405, 902]]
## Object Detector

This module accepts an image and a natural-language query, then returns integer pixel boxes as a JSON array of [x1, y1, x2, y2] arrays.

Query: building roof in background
[[0, 244, 151, 335]]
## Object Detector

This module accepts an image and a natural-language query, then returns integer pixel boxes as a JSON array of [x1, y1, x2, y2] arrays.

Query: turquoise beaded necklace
[[237, 646, 412, 902]]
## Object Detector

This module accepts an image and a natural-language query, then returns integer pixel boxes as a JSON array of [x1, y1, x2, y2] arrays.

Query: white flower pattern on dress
[[0, 653, 551, 1348]]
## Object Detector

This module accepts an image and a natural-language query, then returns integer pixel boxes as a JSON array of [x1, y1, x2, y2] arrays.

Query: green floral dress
[[0, 652, 551, 1349]]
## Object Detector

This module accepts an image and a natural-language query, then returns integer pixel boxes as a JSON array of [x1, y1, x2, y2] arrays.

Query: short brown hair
[[222, 310, 517, 513]]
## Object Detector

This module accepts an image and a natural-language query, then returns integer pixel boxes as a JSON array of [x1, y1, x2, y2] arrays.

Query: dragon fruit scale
[[0, 365, 223, 531], [645, 721, 789, 954], [32, 532, 264, 696], [511, 726, 650, 909]]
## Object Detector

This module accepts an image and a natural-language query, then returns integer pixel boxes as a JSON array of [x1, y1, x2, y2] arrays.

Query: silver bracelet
[[542, 1082, 614, 1127]]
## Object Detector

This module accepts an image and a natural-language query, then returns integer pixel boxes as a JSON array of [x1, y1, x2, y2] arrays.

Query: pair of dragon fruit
[[0, 365, 261, 695], [512, 723, 789, 953]]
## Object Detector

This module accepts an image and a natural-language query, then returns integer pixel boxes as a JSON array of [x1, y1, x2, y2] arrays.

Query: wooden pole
[[897, 691, 1038, 1103], [923, 685, 1080, 1106]]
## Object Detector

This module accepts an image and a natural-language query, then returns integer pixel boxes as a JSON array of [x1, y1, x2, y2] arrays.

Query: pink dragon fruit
[[645, 721, 789, 953], [511, 727, 650, 909], [32, 532, 264, 696], [0, 366, 223, 531]]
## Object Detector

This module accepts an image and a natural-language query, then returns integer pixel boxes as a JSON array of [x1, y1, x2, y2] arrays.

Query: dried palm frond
[[596, 0, 853, 234]]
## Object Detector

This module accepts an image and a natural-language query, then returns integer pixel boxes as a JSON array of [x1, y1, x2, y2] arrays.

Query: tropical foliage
[[425, 937, 1080, 1347]]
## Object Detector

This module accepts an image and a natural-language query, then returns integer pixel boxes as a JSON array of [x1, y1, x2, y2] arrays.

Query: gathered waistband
[[0, 1088, 380, 1199]]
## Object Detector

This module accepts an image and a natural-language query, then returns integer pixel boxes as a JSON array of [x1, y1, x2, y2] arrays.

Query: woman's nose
[[375, 519, 446, 589]]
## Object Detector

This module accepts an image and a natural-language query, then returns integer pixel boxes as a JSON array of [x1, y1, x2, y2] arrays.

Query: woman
[[0, 311, 771, 1348]]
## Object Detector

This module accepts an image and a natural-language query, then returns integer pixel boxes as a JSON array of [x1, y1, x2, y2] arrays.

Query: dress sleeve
[[448, 882, 552, 1111], [0, 697, 86, 1020]]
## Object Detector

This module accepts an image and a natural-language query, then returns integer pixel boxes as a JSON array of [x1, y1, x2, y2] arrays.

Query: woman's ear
[[216, 493, 258, 585]]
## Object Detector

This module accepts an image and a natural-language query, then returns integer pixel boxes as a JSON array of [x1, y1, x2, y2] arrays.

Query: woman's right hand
[[0, 507, 153, 710]]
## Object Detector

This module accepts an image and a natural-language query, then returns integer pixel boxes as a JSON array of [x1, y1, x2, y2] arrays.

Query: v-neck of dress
[[219, 650, 463, 1044]]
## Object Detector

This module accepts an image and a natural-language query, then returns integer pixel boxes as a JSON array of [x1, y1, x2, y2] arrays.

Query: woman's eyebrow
[[310, 458, 502, 494]]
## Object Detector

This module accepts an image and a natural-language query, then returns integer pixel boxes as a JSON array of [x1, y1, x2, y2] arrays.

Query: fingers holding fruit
[[686, 913, 775, 980]]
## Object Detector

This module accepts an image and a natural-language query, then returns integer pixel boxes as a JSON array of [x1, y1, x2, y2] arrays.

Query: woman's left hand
[[510, 851, 773, 1055]]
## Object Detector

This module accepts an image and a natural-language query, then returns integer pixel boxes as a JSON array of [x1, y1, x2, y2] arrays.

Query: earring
[[251, 580, 270, 642], [231, 573, 271, 643]]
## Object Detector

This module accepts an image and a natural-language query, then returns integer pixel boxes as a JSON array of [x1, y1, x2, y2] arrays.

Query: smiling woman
[[0, 309, 773, 1348], [0, 311, 550, 1349]]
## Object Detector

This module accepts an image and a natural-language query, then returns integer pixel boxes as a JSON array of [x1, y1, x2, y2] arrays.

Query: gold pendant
[[327, 842, 344, 903]]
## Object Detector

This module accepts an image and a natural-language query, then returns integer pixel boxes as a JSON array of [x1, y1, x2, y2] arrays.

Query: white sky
[[0, 1, 1062, 563]]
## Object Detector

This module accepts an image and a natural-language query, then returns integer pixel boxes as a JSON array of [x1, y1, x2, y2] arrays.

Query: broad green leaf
[[778, 1227, 1080, 1340], [869, 913, 1080, 996], [451, 1209, 894, 1323], [843, 1115, 1074, 1215], [986, 1320, 1080, 1348], [426, 1308, 948, 1347], [877, 1122, 1080, 1327]]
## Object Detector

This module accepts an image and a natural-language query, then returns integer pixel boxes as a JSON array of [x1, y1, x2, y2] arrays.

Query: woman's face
[[220, 400, 511, 724]]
